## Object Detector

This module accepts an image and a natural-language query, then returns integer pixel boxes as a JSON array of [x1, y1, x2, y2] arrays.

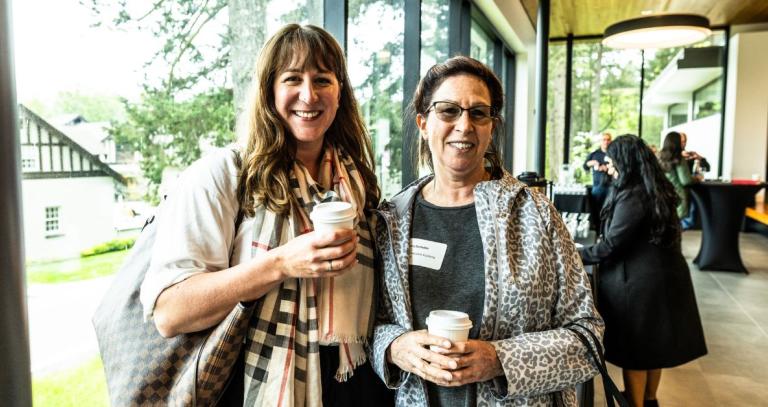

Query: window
[[44, 206, 61, 236], [420, 0, 449, 76], [21, 158, 37, 170], [668, 103, 689, 127], [555, 40, 642, 183], [348, 0, 405, 198], [470, 20, 494, 68], [693, 78, 722, 120]]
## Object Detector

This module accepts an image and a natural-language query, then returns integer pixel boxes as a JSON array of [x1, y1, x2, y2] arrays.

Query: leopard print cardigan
[[369, 172, 604, 406]]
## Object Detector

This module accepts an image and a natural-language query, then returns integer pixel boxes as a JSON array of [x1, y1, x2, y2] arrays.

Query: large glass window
[[694, 78, 722, 120], [642, 31, 725, 175], [668, 103, 689, 127], [549, 30, 726, 184], [348, 0, 405, 198], [545, 43, 566, 182], [420, 0, 449, 76], [470, 20, 494, 69], [548, 40, 642, 184], [265, 0, 322, 33]]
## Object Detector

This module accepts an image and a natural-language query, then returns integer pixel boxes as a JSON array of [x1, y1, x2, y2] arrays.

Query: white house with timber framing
[[18, 104, 128, 261]]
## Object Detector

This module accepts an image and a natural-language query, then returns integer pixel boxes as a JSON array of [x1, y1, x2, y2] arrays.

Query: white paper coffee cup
[[310, 202, 356, 233], [426, 310, 472, 350]]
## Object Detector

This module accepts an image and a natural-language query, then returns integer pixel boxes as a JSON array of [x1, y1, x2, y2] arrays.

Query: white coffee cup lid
[[426, 310, 473, 330], [310, 202, 355, 223]]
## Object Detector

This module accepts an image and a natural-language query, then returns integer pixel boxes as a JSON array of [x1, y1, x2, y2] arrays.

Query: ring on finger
[[327, 259, 333, 272]]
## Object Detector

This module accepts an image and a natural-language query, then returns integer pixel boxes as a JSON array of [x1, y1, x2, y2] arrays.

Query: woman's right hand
[[387, 330, 459, 386], [271, 228, 359, 279]]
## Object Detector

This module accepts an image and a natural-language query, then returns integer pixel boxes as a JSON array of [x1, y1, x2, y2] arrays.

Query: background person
[[659, 131, 702, 230], [580, 134, 707, 407], [371, 56, 603, 406], [679, 132, 710, 228], [140, 24, 392, 406], [584, 132, 613, 229], [680, 132, 710, 175]]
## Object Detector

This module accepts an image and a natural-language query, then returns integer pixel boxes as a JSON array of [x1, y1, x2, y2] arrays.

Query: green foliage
[[570, 132, 597, 184], [33, 355, 108, 407], [80, 237, 137, 257], [87, 0, 233, 202], [110, 87, 235, 202], [26, 250, 130, 284]]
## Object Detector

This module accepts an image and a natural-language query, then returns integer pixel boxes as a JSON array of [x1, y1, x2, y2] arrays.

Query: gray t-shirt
[[410, 193, 485, 407]]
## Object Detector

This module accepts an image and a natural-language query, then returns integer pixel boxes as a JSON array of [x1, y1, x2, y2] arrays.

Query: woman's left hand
[[432, 340, 504, 386]]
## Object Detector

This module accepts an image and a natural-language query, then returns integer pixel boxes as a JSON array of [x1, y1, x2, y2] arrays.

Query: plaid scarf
[[242, 147, 374, 407]]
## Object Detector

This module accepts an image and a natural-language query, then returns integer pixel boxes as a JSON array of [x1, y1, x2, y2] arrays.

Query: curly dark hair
[[602, 134, 681, 247], [658, 131, 684, 172]]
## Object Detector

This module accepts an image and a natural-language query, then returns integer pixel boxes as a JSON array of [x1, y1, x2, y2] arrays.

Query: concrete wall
[[22, 176, 117, 261], [723, 30, 768, 181]]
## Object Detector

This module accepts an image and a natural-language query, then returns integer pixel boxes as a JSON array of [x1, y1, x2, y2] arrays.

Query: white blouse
[[139, 148, 255, 319]]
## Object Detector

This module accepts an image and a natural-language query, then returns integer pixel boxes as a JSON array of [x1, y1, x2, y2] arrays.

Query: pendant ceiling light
[[603, 14, 711, 49]]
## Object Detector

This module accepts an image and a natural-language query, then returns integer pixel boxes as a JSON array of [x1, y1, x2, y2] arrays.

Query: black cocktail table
[[689, 182, 766, 273]]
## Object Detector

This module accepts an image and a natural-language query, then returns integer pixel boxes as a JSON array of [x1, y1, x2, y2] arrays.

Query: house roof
[[19, 104, 126, 185]]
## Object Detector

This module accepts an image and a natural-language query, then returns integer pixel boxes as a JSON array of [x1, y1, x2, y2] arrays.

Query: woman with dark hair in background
[[580, 134, 707, 407], [140, 24, 392, 406], [658, 131, 702, 230], [371, 56, 603, 406]]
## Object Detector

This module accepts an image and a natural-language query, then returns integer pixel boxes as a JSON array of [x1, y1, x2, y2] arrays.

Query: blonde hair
[[237, 24, 379, 215]]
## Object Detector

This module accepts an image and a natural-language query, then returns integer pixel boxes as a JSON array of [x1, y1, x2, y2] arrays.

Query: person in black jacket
[[579, 135, 707, 407], [583, 132, 613, 229]]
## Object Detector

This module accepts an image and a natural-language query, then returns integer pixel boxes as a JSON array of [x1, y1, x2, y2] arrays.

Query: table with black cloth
[[553, 187, 591, 214], [689, 182, 766, 273]]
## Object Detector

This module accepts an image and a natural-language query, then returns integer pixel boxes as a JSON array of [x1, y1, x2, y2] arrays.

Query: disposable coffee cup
[[426, 310, 472, 350], [310, 202, 356, 233]]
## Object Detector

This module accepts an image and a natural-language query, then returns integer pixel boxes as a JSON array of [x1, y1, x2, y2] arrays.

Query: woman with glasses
[[369, 56, 603, 406]]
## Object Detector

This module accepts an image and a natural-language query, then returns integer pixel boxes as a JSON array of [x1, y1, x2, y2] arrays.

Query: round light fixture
[[603, 14, 711, 49]]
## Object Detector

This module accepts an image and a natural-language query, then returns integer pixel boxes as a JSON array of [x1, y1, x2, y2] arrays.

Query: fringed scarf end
[[334, 352, 368, 383]]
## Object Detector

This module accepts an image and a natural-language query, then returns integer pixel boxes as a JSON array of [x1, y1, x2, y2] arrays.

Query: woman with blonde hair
[[140, 24, 392, 406]]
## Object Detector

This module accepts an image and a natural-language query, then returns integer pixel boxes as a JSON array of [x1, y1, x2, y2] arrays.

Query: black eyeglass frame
[[425, 100, 498, 124]]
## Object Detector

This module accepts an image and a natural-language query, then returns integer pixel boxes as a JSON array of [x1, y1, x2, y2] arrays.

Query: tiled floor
[[594, 230, 768, 407]]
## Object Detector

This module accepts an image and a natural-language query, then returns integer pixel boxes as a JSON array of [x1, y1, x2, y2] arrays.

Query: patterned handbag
[[92, 208, 251, 406]]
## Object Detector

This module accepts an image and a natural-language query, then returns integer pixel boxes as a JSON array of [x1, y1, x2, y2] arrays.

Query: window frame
[[44, 205, 63, 237]]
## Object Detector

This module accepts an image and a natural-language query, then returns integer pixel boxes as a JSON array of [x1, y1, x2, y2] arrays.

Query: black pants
[[217, 347, 395, 406], [320, 345, 395, 407]]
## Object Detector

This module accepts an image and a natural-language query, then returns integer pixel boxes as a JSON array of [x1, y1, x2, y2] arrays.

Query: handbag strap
[[565, 323, 629, 407]]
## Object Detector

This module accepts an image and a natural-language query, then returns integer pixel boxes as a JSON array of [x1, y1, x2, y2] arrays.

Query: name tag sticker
[[409, 238, 447, 270]]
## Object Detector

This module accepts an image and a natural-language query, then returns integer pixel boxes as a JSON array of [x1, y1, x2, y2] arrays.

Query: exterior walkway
[[27, 276, 112, 375]]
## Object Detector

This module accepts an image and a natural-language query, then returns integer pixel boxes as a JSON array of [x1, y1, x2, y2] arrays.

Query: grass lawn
[[26, 250, 129, 284], [33, 355, 109, 407]]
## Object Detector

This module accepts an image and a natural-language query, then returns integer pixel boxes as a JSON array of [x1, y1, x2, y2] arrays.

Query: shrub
[[80, 237, 136, 257]]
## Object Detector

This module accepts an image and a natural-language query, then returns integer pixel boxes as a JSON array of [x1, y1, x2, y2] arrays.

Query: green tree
[[86, 0, 233, 201], [110, 88, 235, 202]]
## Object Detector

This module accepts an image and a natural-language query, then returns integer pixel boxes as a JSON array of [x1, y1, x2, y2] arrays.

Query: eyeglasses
[[426, 101, 495, 125]]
